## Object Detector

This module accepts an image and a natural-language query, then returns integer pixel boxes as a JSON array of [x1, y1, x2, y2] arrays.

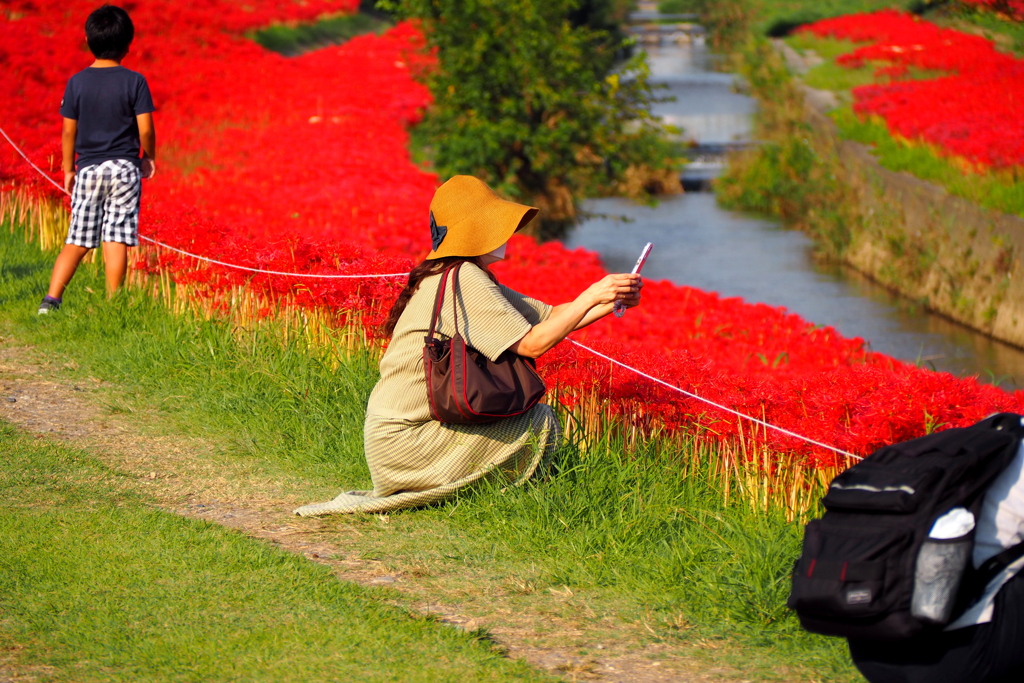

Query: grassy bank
[[685, 0, 924, 51], [716, 24, 1024, 264], [711, 1, 1024, 221], [785, 31, 1024, 219], [715, 39, 857, 258], [753, 0, 928, 37], [1, 211, 858, 679], [250, 10, 391, 56], [831, 109, 1024, 218], [0, 425, 545, 682], [932, 3, 1024, 55]]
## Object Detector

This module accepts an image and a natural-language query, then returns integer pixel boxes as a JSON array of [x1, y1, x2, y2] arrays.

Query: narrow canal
[[565, 37, 1024, 389]]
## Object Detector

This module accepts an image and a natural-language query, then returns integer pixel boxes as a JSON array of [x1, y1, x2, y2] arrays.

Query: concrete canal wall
[[783, 46, 1024, 350]]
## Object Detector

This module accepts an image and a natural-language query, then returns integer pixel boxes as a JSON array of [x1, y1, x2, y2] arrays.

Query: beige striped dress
[[295, 263, 561, 516]]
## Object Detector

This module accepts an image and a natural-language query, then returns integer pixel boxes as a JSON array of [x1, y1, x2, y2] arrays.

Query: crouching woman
[[295, 176, 642, 516]]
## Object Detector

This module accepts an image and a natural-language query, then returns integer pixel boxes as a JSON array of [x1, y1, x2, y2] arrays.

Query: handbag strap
[[426, 262, 463, 341]]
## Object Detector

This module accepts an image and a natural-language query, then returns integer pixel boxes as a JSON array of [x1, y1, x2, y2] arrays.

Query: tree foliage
[[380, 0, 676, 229]]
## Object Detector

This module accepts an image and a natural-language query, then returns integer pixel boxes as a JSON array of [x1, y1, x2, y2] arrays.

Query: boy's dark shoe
[[38, 296, 62, 315]]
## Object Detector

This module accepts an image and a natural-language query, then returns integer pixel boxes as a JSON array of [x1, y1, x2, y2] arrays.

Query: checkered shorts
[[67, 159, 141, 249]]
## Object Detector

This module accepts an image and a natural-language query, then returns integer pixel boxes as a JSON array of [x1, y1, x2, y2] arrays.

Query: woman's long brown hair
[[381, 256, 497, 338]]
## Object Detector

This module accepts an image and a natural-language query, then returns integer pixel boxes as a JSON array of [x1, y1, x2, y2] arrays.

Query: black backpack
[[788, 412, 1024, 640]]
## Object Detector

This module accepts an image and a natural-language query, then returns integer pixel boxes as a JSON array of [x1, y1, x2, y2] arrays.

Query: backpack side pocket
[[910, 534, 973, 625], [788, 519, 910, 624]]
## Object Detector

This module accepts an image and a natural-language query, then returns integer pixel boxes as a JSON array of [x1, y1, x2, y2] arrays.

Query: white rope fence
[[131, 239, 410, 279], [0, 125, 408, 279], [3, 123, 860, 460], [1, 125, 68, 195], [568, 339, 859, 459]]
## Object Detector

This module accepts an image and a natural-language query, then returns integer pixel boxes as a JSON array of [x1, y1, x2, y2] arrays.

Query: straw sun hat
[[427, 176, 539, 259]]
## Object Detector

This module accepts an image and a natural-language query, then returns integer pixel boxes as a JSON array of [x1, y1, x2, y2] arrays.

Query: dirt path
[[0, 342, 770, 682]]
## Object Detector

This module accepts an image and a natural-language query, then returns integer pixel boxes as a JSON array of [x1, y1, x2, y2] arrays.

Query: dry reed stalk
[[1, 189, 95, 261], [138, 272, 382, 366], [552, 385, 834, 519], [4, 191, 381, 363], [7, 190, 838, 516]]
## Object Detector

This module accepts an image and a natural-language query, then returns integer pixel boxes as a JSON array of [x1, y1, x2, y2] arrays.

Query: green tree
[[380, 0, 676, 232]]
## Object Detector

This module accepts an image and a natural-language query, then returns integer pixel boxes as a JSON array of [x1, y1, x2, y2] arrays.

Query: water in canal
[[565, 40, 1024, 389]]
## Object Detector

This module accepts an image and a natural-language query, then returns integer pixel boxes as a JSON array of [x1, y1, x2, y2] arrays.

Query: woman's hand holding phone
[[613, 242, 653, 317]]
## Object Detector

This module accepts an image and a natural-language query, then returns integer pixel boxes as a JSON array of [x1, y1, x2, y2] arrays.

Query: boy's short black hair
[[85, 5, 134, 60]]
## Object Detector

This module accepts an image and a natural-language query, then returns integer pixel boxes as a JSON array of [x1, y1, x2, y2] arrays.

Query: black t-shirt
[[59, 66, 155, 171]]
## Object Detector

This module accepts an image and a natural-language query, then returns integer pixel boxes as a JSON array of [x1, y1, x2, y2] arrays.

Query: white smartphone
[[613, 242, 653, 318]]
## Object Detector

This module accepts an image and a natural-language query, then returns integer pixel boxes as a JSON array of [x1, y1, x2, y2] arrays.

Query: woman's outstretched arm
[[509, 273, 642, 359]]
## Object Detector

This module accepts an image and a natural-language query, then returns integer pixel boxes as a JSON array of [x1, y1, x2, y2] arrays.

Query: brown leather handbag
[[423, 263, 546, 424]]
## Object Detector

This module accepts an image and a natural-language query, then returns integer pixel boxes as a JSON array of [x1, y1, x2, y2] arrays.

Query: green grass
[[0, 423, 545, 682], [931, 4, 1024, 56], [657, 0, 700, 14], [831, 107, 1024, 217], [783, 34, 863, 62], [750, 0, 1024, 53], [802, 58, 878, 94], [0, 216, 860, 680], [777, 32, 1024, 219], [786, 33, 967, 92], [250, 11, 391, 56], [752, 0, 922, 37]]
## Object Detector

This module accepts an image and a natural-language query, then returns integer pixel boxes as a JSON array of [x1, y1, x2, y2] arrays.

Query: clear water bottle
[[911, 507, 975, 625]]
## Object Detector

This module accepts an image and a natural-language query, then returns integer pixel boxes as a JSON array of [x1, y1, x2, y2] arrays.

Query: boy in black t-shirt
[[39, 4, 156, 314]]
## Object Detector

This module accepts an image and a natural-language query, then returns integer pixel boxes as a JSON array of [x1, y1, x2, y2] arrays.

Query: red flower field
[[801, 9, 1024, 170], [4, 0, 1024, 473]]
